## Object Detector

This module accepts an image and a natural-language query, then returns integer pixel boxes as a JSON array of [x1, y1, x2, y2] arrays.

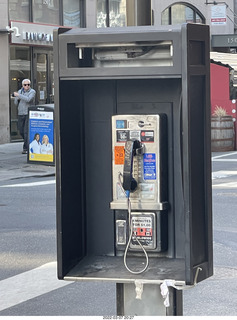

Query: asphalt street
[[0, 142, 237, 316]]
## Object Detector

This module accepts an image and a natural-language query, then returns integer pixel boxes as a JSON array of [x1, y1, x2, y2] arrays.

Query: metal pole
[[116, 283, 183, 316]]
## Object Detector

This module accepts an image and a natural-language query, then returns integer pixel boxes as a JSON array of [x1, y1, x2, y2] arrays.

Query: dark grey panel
[[116, 79, 184, 259], [55, 24, 213, 285], [83, 80, 116, 255], [58, 80, 86, 276]]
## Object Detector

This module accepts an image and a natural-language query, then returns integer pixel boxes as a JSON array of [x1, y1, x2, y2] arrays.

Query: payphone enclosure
[[54, 23, 213, 287]]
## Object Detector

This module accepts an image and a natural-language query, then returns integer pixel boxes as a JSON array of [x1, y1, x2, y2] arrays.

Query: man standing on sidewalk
[[13, 79, 36, 154]]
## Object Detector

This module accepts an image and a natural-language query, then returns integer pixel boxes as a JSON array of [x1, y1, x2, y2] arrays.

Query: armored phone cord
[[118, 172, 149, 274]]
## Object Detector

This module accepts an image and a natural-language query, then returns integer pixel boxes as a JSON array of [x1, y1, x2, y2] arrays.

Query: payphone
[[111, 114, 168, 273], [55, 24, 213, 296]]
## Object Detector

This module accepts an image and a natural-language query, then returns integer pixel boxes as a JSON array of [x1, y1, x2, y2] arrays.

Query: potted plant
[[212, 106, 227, 117], [211, 106, 234, 152]]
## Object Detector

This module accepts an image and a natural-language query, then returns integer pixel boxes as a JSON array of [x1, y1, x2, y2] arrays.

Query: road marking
[[213, 182, 237, 188], [212, 171, 237, 180], [212, 152, 237, 160], [212, 170, 237, 188], [212, 159, 237, 162], [212, 152, 237, 162], [0, 180, 56, 188], [0, 261, 72, 311]]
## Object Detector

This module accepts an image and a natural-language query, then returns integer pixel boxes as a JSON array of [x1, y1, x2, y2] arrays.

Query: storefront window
[[171, 4, 186, 25], [161, 6, 169, 25], [32, 48, 54, 104], [196, 13, 202, 24], [10, 46, 31, 141], [9, 0, 30, 22], [36, 53, 47, 104], [63, 0, 80, 27], [97, 0, 108, 28], [161, 4, 205, 25], [109, 0, 126, 27], [32, 0, 60, 25], [97, 0, 126, 28]]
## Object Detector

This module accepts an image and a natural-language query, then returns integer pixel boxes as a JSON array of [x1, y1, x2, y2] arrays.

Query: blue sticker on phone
[[143, 153, 156, 180], [116, 120, 127, 129]]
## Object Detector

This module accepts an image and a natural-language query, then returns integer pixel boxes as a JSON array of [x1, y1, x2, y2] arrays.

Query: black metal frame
[[54, 24, 213, 286]]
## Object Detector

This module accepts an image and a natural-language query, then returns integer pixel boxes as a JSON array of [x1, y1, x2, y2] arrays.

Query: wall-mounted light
[[5, 26, 21, 37]]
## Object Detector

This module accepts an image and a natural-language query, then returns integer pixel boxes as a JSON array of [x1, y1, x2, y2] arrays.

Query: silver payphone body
[[111, 114, 168, 272]]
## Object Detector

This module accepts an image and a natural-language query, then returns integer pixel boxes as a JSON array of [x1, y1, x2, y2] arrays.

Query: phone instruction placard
[[143, 153, 156, 180], [130, 213, 156, 249]]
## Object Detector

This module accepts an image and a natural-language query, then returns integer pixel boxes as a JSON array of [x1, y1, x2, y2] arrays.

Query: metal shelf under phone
[[110, 201, 169, 211], [63, 255, 185, 285]]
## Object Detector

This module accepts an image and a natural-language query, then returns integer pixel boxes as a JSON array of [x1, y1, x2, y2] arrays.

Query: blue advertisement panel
[[28, 108, 54, 164], [143, 153, 156, 180]]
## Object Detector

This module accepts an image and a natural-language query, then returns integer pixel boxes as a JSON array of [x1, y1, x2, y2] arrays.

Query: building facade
[[0, 0, 236, 144], [0, 0, 83, 143]]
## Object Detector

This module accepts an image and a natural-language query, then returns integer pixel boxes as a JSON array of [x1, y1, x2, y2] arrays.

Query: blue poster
[[143, 153, 156, 180], [28, 110, 54, 163]]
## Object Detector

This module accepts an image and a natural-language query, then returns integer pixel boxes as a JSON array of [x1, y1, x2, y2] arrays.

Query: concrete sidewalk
[[0, 142, 55, 182]]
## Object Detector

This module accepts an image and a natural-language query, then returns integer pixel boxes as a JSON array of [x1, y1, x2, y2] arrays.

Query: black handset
[[123, 140, 143, 192]]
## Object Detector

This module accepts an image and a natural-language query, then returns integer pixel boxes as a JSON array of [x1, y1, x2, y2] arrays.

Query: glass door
[[33, 48, 54, 105]]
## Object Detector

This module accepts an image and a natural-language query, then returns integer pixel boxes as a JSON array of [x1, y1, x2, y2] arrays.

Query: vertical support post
[[126, 0, 151, 26], [85, 0, 97, 28], [116, 283, 183, 316], [0, 0, 10, 143]]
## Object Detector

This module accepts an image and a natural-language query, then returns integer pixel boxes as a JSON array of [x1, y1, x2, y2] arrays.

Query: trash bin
[[28, 104, 55, 166]]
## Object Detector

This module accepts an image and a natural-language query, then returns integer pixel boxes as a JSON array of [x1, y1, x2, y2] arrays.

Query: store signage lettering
[[10, 21, 57, 46], [212, 35, 237, 48], [227, 36, 237, 44], [23, 31, 53, 42]]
